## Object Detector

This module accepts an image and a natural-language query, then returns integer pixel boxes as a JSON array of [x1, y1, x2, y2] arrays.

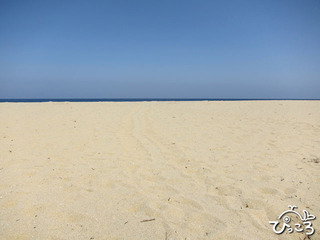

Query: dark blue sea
[[0, 98, 318, 103]]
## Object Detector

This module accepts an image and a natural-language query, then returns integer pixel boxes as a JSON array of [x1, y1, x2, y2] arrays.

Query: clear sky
[[1, 0, 319, 99]]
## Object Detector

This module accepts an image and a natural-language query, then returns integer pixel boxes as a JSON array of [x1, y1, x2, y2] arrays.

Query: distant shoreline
[[0, 98, 319, 103]]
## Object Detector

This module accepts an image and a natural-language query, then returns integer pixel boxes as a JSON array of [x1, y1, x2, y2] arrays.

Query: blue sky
[[1, 0, 319, 99]]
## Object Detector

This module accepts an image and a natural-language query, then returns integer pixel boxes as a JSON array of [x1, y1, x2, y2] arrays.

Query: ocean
[[0, 98, 318, 103]]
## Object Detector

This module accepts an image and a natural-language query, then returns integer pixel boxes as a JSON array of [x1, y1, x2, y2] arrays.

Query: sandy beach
[[0, 101, 319, 240]]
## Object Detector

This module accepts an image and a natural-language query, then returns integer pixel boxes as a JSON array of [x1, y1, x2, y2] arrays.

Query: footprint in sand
[[259, 187, 279, 195], [216, 185, 242, 196], [283, 187, 297, 194], [178, 196, 204, 211]]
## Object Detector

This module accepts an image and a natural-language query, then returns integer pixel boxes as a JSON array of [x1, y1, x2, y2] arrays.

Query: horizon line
[[0, 98, 319, 103]]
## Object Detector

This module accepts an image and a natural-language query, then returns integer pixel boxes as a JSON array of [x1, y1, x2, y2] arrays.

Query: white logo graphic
[[269, 205, 316, 236]]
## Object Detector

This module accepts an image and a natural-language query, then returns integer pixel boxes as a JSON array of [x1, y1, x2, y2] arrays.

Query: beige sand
[[0, 101, 319, 240]]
